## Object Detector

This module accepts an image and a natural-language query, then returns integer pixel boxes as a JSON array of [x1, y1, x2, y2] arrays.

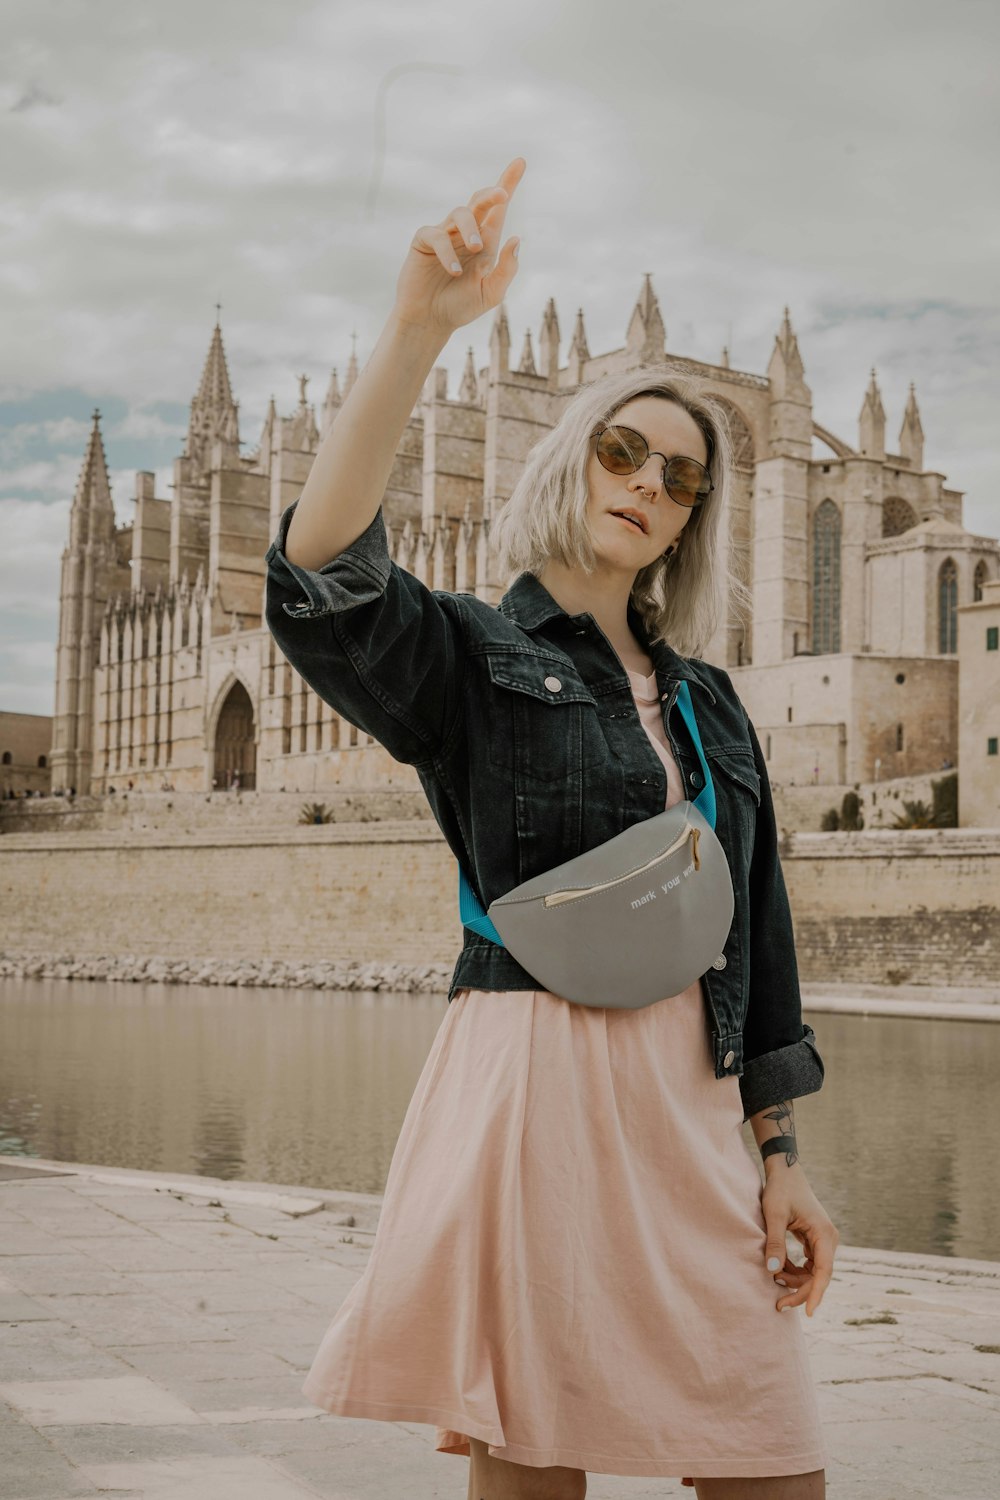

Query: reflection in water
[[0, 978, 997, 1262]]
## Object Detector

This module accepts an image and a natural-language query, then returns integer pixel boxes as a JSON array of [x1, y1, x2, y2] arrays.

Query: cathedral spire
[[184, 311, 240, 471], [343, 332, 360, 399], [458, 346, 480, 404], [288, 373, 318, 451], [858, 367, 886, 459], [567, 307, 590, 384], [898, 382, 924, 470], [257, 395, 278, 468], [489, 301, 511, 377], [517, 327, 537, 376], [539, 296, 560, 387], [766, 308, 812, 458], [625, 272, 666, 362], [69, 408, 115, 549], [319, 367, 342, 441], [767, 307, 807, 395]]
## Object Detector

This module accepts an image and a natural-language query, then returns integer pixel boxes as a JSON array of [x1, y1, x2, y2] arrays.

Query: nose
[[629, 456, 662, 496]]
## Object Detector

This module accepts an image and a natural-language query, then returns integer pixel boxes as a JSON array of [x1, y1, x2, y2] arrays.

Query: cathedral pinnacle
[[625, 273, 666, 360], [899, 381, 924, 469], [767, 307, 808, 396], [184, 314, 240, 469], [489, 301, 511, 375], [858, 367, 886, 458], [344, 333, 360, 399], [318, 369, 342, 443], [458, 346, 480, 404], [70, 404, 115, 546], [569, 307, 590, 360], [540, 297, 560, 385]]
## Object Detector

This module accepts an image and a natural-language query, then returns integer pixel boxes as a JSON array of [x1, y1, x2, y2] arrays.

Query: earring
[[663, 542, 678, 559]]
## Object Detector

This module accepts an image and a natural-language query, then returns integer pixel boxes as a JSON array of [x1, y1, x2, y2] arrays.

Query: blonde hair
[[488, 364, 752, 659]]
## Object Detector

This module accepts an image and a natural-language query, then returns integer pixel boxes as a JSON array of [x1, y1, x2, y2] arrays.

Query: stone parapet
[[2, 824, 998, 987]]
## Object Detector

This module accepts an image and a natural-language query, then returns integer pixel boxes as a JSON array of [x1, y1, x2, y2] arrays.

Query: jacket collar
[[499, 570, 716, 704]]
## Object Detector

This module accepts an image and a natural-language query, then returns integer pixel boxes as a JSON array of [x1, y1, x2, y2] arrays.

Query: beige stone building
[[47, 280, 1000, 824], [957, 577, 1000, 825], [0, 712, 52, 798]]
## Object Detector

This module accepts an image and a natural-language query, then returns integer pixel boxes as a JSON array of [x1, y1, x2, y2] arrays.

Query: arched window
[[883, 495, 918, 538], [37, 754, 47, 768], [712, 397, 755, 469], [812, 499, 841, 654], [938, 559, 958, 653], [973, 560, 988, 602], [1, 751, 11, 764]]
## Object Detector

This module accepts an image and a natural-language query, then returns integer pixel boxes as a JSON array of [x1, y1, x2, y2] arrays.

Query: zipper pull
[[690, 825, 701, 871]]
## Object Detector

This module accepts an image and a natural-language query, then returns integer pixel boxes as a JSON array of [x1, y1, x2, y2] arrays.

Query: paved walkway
[[1, 1155, 998, 1500]]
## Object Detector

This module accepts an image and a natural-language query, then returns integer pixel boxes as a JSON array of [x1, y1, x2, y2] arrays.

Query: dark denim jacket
[[264, 497, 824, 1121]]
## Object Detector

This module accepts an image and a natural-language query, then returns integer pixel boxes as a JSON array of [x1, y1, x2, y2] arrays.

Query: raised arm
[[284, 157, 527, 570], [264, 157, 527, 767]]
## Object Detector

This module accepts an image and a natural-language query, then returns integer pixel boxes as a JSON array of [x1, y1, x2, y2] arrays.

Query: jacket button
[[723, 1049, 735, 1068], [711, 953, 727, 970], [543, 675, 563, 692], [690, 771, 703, 788]]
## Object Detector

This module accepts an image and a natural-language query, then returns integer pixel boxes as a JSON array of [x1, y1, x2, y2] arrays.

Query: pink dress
[[301, 667, 827, 1479]]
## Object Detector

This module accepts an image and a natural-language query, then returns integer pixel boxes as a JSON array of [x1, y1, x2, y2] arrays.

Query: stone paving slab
[[1, 1155, 999, 1499]]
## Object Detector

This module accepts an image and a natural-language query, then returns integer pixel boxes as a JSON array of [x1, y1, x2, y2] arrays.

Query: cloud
[[0, 0, 997, 713]]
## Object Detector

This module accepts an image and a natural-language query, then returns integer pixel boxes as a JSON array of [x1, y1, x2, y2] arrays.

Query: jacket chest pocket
[[706, 748, 760, 867], [482, 650, 606, 784]]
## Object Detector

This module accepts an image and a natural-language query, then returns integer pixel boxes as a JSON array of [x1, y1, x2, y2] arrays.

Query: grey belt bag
[[457, 680, 735, 1010]]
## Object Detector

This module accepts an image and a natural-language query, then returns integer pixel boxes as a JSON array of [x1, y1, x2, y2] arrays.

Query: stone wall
[[0, 788, 432, 837], [2, 764, 959, 844], [2, 823, 997, 988]]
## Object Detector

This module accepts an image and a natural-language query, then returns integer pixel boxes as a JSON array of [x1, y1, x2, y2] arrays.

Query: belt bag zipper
[[543, 823, 701, 908]]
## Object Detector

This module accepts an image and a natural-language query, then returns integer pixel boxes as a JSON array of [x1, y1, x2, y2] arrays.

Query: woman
[[264, 156, 839, 1499]]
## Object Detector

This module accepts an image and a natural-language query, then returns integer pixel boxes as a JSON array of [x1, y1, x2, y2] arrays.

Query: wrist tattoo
[[760, 1100, 799, 1166]]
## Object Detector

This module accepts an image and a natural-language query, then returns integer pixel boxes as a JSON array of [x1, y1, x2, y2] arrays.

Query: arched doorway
[[213, 680, 257, 790]]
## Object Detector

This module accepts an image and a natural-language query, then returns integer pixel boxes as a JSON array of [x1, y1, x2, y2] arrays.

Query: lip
[[608, 507, 649, 535]]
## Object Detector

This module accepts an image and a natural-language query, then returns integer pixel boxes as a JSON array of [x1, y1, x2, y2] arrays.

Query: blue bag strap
[[458, 863, 506, 945], [458, 677, 716, 946], [675, 679, 717, 830]]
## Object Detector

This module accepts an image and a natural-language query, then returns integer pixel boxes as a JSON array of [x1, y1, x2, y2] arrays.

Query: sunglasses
[[592, 424, 714, 508]]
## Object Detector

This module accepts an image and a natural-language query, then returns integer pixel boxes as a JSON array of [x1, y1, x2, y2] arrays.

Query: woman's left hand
[[761, 1164, 839, 1316]]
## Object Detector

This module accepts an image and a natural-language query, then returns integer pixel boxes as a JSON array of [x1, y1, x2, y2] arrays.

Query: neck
[[534, 557, 646, 663]]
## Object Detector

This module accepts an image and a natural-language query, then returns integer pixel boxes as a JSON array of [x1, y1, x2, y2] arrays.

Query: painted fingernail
[[450, 261, 461, 274], [775, 1278, 787, 1286], [767, 1257, 781, 1271], [470, 235, 481, 246]]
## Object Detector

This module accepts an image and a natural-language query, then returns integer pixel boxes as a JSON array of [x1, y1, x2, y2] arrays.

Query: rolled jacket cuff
[[738, 1024, 825, 1122], [264, 498, 391, 619]]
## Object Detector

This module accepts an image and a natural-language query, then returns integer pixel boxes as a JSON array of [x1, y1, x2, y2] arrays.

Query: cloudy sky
[[2, 0, 998, 715]]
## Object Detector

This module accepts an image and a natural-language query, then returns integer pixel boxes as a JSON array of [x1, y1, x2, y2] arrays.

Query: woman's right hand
[[392, 157, 526, 338]]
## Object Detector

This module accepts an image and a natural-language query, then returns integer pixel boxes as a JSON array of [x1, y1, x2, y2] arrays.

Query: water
[[1, 977, 996, 1262]]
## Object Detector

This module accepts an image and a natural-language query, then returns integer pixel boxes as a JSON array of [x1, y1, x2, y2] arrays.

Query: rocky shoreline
[[0, 950, 453, 992]]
